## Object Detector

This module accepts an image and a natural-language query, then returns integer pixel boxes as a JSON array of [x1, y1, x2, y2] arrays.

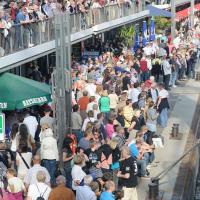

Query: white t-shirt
[[71, 165, 86, 190], [10, 133, 19, 152], [27, 182, 51, 200], [23, 116, 38, 139], [129, 88, 140, 103], [159, 89, 169, 99], [85, 83, 96, 97], [16, 152, 32, 180]]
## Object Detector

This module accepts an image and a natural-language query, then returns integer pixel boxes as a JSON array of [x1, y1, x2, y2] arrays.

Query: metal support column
[[54, 12, 71, 166], [191, 0, 195, 29], [171, 0, 176, 40]]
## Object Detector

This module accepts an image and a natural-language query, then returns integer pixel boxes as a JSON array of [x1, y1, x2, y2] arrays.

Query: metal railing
[[148, 139, 200, 200], [0, 0, 145, 57]]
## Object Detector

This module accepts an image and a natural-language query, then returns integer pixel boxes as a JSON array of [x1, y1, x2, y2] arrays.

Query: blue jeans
[[170, 71, 177, 86], [64, 167, 72, 189], [137, 157, 147, 176], [42, 159, 57, 186], [158, 108, 168, 128], [140, 71, 149, 82]]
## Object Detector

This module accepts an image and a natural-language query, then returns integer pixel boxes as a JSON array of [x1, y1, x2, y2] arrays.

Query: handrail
[[0, 0, 145, 57], [153, 139, 200, 181], [149, 139, 200, 199]]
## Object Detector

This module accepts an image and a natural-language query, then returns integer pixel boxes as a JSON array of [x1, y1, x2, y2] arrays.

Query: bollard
[[171, 126, 175, 137], [148, 182, 158, 200], [151, 177, 159, 193], [173, 123, 179, 137]]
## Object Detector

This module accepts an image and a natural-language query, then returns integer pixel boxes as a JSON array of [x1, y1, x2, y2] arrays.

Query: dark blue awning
[[147, 5, 172, 18]]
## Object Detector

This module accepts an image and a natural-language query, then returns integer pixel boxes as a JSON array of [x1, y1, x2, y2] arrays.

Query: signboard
[[82, 51, 100, 59], [0, 113, 5, 141]]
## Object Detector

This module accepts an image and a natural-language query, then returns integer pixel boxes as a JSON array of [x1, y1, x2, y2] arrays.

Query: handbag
[[17, 152, 30, 169]]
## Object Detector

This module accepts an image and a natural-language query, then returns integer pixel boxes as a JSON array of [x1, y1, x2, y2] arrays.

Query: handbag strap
[[36, 184, 48, 198], [17, 151, 30, 169]]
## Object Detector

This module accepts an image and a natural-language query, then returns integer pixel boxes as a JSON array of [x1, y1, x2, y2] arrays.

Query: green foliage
[[117, 25, 135, 47], [154, 17, 171, 33]]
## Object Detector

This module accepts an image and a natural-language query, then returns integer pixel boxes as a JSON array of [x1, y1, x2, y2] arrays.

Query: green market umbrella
[[0, 73, 52, 110]]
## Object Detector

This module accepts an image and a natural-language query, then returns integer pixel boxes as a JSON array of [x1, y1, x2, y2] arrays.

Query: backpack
[[36, 184, 48, 200]]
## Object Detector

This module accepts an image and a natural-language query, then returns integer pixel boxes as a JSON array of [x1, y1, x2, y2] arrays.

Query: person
[[128, 83, 140, 106], [82, 110, 96, 132], [62, 137, 74, 189], [128, 109, 144, 140], [24, 155, 50, 188], [10, 123, 19, 169], [6, 168, 26, 200], [146, 101, 158, 133], [16, 123, 35, 151], [157, 83, 170, 128], [26, 171, 51, 200], [108, 88, 119, 111], [76, 175, 97, 200], [117, 146, 138, 200], [162, 55, 171, 91], [78, 128, 93, 150], [40, 128, 59, 186], [16, 144, 32, 180], [40, 106, 54, 130], [78, 90, 90, 120], [23, 110, 38, 140], [71, 104, 83, 142], [123, 99, 135, 139], [113, 126, 126, 150], [71, 155, 86, 191], [99, 90, 110, 120], [48, 175, 75, 200], [100, 180, 115, 200], [85, 140, 103, 178]]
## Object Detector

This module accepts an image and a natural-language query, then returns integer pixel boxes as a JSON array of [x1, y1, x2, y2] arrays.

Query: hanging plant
[[117, 25, 135, 48]]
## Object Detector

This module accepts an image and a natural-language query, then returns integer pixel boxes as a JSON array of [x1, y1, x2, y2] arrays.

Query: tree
[[117, 25, 135, 48], [154, 16, 171, 34]]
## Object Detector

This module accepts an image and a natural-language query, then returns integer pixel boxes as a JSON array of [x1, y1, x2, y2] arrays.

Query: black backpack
[[36, 184, 48, 200]]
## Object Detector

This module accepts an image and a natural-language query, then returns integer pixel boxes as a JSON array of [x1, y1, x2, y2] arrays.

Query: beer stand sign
[[0, 113, 5, 141]]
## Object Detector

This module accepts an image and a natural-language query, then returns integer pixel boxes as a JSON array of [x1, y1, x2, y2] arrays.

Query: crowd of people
[[0, 12, 200, 200], [0, 0, 142, 55]]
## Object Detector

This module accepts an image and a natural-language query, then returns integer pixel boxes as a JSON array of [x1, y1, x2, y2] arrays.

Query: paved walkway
[[137, 74, 200, 200]]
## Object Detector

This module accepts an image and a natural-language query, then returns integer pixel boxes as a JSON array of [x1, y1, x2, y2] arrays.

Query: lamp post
[[54, 12, 71, 166]]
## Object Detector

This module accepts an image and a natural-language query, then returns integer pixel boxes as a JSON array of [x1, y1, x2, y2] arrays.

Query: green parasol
[[0, 73, 52, 110]]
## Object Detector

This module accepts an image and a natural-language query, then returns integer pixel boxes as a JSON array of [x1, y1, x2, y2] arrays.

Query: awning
[[147, 5, 172, 18], [0, 73, 52, 110], [176, 3, 200, 21]]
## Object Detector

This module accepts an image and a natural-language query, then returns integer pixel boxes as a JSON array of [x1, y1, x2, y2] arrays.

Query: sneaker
[[28, 43, 34, 48], [147, 164, 151, 170], [172, 85, 177, 88], [141, 175, 150, 179]]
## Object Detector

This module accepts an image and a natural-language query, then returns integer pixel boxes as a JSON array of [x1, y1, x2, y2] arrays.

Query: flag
[[142, 21, 147, 46], [134, 24, 139, 51], [149, 18, 156, 41]]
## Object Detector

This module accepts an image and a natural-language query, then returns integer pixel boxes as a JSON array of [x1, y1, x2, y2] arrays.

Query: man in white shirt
[[162, 55, 171, 91], [129, 83, 140, 105], [23, 111, 38, 139], [24, 155, 50, 188]]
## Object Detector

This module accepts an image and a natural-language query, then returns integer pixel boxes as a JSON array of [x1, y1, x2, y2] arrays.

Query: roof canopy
[[147, 5, 172, 18]]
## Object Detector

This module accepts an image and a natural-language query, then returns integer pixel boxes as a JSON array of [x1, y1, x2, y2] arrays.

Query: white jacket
[[40, 128, 59, 161]]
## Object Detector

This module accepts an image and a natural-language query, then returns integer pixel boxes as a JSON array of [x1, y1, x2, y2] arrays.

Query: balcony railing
[[0, 1, 145, 57]]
